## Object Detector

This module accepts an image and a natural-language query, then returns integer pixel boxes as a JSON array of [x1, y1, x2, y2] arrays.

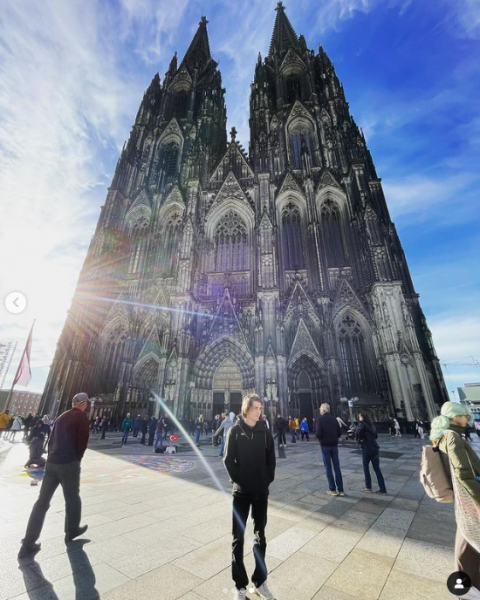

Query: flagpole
[[5, 320, 35, 412]]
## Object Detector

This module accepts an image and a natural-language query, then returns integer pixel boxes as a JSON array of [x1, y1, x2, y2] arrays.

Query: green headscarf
[[430, 401, 473, 442]]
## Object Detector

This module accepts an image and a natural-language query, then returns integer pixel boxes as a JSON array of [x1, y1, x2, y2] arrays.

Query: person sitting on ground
[[25, 433, 46, 468]]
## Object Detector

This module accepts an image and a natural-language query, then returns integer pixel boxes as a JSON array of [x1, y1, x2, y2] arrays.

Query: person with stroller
[[356, 412, 387, 495]]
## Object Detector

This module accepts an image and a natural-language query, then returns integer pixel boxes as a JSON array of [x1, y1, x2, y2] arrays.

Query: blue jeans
[[218, 436, 225, 457], [195, 428, 201, 444], [361, 445, 387, 493], [290, 429, 296, 443], [155, 433, 163, 448], [122, 430, 129, 444], [321, 446, 344, 492]]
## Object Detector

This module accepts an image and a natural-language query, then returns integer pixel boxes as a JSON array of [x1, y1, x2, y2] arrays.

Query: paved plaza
[[0, 431, 473, 600]]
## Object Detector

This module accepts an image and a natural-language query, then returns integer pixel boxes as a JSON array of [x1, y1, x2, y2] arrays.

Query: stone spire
[[268, 2, 299, 58], [180, 15, 212, 73]]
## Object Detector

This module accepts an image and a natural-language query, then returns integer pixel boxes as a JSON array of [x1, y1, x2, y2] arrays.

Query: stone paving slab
[[1, 434, 478, 600]]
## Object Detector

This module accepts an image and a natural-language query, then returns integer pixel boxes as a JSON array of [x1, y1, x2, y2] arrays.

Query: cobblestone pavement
[[1, 431, 476, 600]]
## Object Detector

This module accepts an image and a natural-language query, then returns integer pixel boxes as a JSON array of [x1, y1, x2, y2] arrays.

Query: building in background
[[458, 383, 480, 416], [0, 389, 42, 415], [41, 4, 447, 424]]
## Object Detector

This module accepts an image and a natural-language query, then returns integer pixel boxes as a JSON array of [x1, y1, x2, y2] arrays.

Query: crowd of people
[[3, 394, 480, 600]]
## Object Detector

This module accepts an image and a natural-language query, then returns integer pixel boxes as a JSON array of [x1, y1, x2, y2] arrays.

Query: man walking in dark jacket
[[315, 403, 345, 497], [19, 392, 90, 557], [224, 393, 277, 600]]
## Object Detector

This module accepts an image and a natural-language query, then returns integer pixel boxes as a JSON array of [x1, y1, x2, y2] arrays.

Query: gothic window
[[282, 203, 305, 269], [173, 91, 189, 119], [337, 314, 370, 394], [128, 220, 149, 274], [289, 128, 313, 169], [214, 211, 248, 272], [163, 212, 183, 274], [320, 199, 346, 267], [161, 142, 179, 184], [103, 328, 128, 391], [286, 76, 302, 103]]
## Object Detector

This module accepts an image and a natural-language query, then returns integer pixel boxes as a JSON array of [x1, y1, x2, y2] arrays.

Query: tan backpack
[[420, 444, 454, 503]]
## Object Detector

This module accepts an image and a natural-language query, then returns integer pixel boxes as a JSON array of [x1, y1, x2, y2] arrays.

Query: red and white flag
[[13, 322, 34, 386]]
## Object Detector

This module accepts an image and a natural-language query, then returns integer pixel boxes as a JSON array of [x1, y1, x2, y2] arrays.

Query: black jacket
[[224, 417, 276, 497], [355, 421, 379, 448], [315, 413, 341, 447]]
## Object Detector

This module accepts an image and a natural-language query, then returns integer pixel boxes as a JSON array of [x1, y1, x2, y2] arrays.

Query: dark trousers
[[23, 460, 82, 544], [232, 494, 268, 590], [148, 433, 155, 446], [456, 527, 480, 590], [361, 445, 387, 493], [301, 430, 310, 441], [277, 431, 286, 446], [140, 432, 146, 444], [321, 446, 344, 492]]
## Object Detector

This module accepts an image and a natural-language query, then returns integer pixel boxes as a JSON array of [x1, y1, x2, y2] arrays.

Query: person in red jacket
[[18, 392, 91, 558]]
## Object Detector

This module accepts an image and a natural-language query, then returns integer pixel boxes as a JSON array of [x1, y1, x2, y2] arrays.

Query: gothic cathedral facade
[[41, 4, 447, 425]]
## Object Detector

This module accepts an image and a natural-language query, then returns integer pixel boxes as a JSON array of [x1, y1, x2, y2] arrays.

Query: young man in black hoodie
[[224, 393, 277, 600]]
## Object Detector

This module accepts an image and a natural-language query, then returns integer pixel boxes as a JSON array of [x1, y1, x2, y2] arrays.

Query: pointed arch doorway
[[212, 359, 243, 416], [289, 353, 325, 429]]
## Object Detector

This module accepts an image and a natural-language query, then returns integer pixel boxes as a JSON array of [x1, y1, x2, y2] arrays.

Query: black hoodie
[[224, 416, 276, 497]]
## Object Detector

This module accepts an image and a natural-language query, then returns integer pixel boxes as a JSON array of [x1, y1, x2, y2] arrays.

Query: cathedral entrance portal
[[212, 359, 243, 417], [298, 371, 314, 428]]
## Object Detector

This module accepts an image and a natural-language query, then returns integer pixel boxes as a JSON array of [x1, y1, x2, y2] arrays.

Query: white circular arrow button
[[5, 292, 27, 314]]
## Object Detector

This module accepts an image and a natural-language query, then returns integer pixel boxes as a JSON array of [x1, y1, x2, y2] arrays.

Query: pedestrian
[[275, 414, 287, 448], [25, 433, 46, 468], [148, 417, 157, 446], [9, 415, 23, 442], [91, 416, 100, 434], [262, 414, 270, 430], [140, 416, 149, 444], [430, 402, 480, 593], [121, 413, 132, 445], [300, 418, 310, 441], [389, 417, 395, 436], [100, 416, 108, 439], [288, 415, 297, 443], [215, 412, 235, 458], [4, 413, 15, 440], [393, 418, 402, 437], [194, 415, 204, 447], [474, 420, 480, 438], [155, 417, 165, 450], [133, 415, 142, 437], [223, 393, 277, 600], [189, 418, 195, 436], [40, 416, 51, 449], [295, 416, 300, 439], [18, 392, 90, 558], [356, 412, 387, 495], [417, 420, 425, 440], [315, 403, 345, 497], [23, 413, 33, 442], [0, 409, 11, 439]]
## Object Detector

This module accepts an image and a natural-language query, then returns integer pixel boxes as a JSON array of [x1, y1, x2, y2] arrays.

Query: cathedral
[[41, 3, 448, 426]]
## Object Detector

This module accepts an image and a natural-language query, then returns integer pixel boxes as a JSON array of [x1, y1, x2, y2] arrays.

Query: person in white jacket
[[9, 415, 23, 443], [215, 412, 236, 458]]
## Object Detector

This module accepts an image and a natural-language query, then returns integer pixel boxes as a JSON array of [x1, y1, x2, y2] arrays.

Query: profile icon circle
[[447, 571, 471, 596]]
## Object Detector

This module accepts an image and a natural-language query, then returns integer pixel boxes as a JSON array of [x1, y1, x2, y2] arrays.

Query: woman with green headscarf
[[430, 401, 480, 591]]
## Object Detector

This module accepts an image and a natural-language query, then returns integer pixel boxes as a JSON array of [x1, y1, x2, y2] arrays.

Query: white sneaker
[[234, 588, 247, 600], [254, 581, 276, 600]]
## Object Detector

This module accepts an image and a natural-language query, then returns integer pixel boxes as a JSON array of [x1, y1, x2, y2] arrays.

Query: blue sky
[[0, 0, 479, 399]]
